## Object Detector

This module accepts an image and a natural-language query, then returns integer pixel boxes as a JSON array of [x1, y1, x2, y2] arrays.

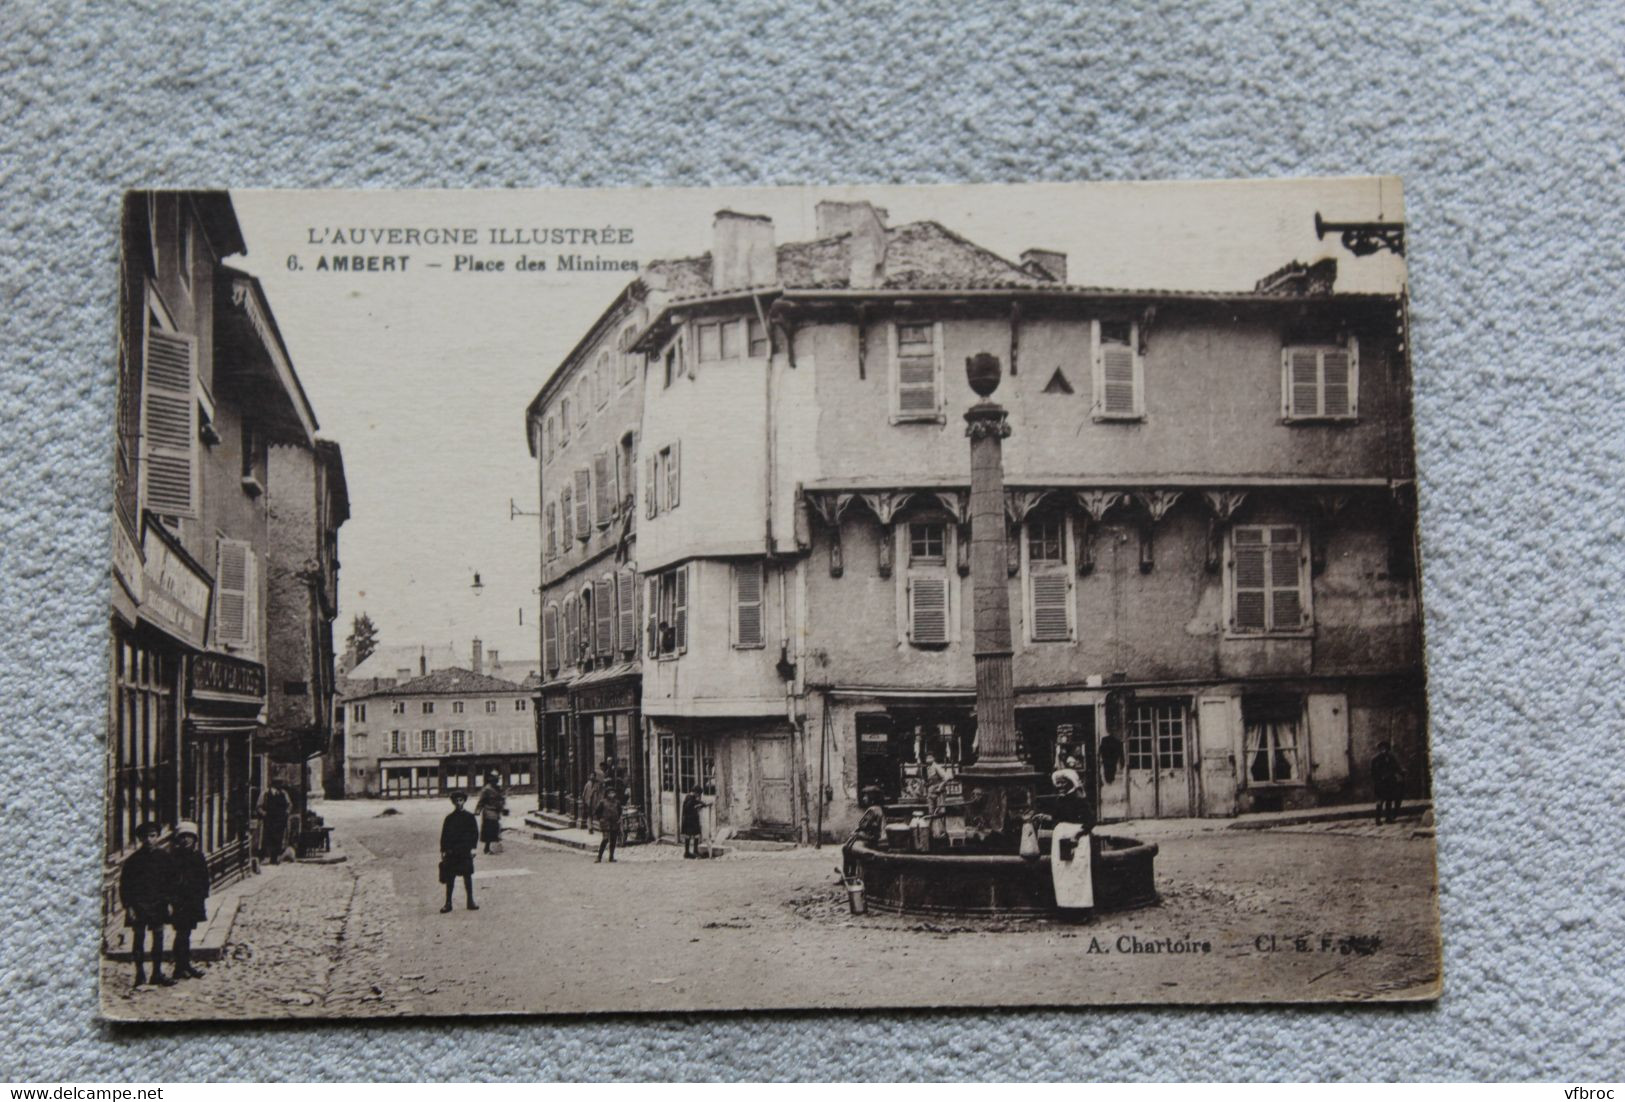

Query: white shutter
[[574, 468, 591, 536], [1287, 349, 1320, 417], [142, 328, 197, 516], [1100, 347, 1137, 415], [646, 455, 658, 517], [909, 575, 949, 644], [561, 489, 573, 545], [734, 560, 764, 648], [1232, 529, 1267, 632], [894, 323, 938, 416], [668, 442, 680, 509], [646, 576, 659, 655], [674, 566, 689, 653], [617, 569, 636, 654], [1305, 693, 1350, 788], [1030, 571, 1071, 642], [543, 604, 558, 674], [594, 452, 612, 526], [596, 573, 614, 655], [1269, 527, 1305, 629], [545, 503, 557, 559], [215, 539, 251, 646], [1321, 348, 1352, 417]]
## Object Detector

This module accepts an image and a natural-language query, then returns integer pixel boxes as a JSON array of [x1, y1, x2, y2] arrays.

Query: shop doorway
[[1123, 698, 1195, 818], [657, 732, 702, 838]]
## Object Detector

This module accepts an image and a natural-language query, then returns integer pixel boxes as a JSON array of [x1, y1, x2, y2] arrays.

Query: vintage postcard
[[102, 178, 1438, 1020]]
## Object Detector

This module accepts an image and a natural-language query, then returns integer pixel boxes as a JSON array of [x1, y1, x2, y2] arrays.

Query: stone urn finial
[[966, 352, 1002, 398]]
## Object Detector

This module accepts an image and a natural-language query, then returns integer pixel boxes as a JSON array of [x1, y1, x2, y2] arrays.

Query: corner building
[[530, 200, 1427, 845]]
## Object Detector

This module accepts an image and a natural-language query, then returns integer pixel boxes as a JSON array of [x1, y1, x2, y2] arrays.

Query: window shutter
[[1321, 349, 1352, 417], [564, 597, 577, 666], [142, 328, 197, 516], [573, 468, 591, 537], [669, 442, 680, 509], [1269, 527, 1304, 628], [594, 452, 612, 526], [894, 324, 938, 416], [561, 489, 573, 545], [735, 560, 763, 648], [1030, 571, 1071, 642], [909, 576, 949, 644], [617, 569, 636, 654], [646, 576, 659, 654], [215, 539, 251, 646], [596, 572, 614, 655], [1288, 349, 1320, 417], [543, 604, 559, 674], [545, 503, 557, 559], [646, 455, 658, 517], [1100, 346, 1137, 415], [674, 566, 689, 653], [1232, 531, 1267, 631]]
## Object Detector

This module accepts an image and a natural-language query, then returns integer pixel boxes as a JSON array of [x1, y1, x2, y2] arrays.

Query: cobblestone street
[[103, 798, 1440, 1021]]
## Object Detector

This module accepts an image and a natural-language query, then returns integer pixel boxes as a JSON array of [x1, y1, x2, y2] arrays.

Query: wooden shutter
[[563, 597, 576, 666], [1321, 348, 1352, 417], [545, 503, 556, 559], [215, 539, 251, 646], [909, 575, 949, 644], [1287, 348, 1320, 417], [594, 452, 612, 526], [646, 455, 658, 517], [646, 576, 659, 655], [895, 324, 937, 415], [1096, 322, 1138, 416], [142, 327, 197, 516], [1269, 527, 1304, 629], [1305, 693, 1350, 788], [543, 604, 559, 674], [596, 573, 614, 655], [1030, 571, 1071, 642], [561, 489, 573, 545], [734, 560, 764, 648], [668, 442, 680, 509], [1232, 529, 1267, 631], [674, 566, 689, 653], [574, 468, 591, 536], [617, 569, 636, 654]]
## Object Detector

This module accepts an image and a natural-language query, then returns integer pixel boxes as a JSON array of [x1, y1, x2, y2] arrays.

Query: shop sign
[[112, 519, 143, 605], [576, 682, 636, 713], [191, 651, 266, 701], [140, 526, 211, 649], [542, 691, 570, 712]]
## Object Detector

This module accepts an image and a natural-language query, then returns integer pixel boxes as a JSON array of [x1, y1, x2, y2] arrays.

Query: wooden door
[[1197, 696, 1240, 817], [1126, 699, 1194, 818], [753, 735, 793, 827], [657, 733, 679, 836]]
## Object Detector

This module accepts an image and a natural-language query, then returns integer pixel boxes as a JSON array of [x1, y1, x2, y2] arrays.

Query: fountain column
[[959, 353, 1041, 841]]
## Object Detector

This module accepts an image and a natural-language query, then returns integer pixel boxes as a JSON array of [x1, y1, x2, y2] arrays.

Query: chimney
[[711, 211, 777, 291], [396, 668, 412, 685], [471, 638, 483, 677], [814, 201, 888, 289], [1020, 248, 1067, 283], [1254, 257, 1338, 295], [488, 649, 500, 674], [419, 652, 427, 676]]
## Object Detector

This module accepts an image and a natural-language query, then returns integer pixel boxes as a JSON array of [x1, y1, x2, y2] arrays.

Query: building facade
[[109, 191, 348, 928], [342, 647, 538, 798], [527, 201, 1426, 845]]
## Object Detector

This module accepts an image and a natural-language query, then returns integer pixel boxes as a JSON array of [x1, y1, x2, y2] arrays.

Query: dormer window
[[1282, 338, 1359, 422], [1091, 319, 1144, 420]]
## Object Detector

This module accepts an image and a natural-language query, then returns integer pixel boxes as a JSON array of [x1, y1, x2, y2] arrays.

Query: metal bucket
[[844, 877, 867, 915]]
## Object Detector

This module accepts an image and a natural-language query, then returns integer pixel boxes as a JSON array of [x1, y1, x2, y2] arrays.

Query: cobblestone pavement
[[103, 798, 1442, 1021]]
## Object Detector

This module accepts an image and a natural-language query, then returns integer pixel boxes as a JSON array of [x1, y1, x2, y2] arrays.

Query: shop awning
[[569, 662, 640, 688], [185, 716, 261, 737]]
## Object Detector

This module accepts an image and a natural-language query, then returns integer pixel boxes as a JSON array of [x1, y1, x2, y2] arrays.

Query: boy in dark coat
[[680, 785, 705, 859], [168, 820, 210, 979], [593, 787, 623, 863], [119, 821, 173, 987], [439, 790, 480, 912]]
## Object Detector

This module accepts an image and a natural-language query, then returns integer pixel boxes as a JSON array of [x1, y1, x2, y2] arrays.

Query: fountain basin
[[845, 835, 1158, 916]]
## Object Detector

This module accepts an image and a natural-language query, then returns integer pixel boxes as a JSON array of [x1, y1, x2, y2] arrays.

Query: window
[[733, 560, 764, 648], [580, 585, 594, 662], [619, 325, 639, 384], [1024, 515, 1073, 642], [559, 398, 570, 443], [544, 603, 560, 674], [485, 700, 498, 714], [214, 539, 255, 652], [1229, 525, 1310, 634], [748, 316, 770, 358], [594, 451, 614, 527], [1282, 339, 1359, 421], [421, 701, 434, 715], [561, 487, 574, 546], [391, 701, 406, 715], [141, 313, 198, 517], [240, 420, 265, 494], [563, 595, 578, 669], [596, 351, 611, 406], [1243, 695, 1302, 783], [389, 730, 405, 754], [452, 700, 464, 714], [617, 567, 637, 655], [545, 502, 557, 560], [697, 318, 746, 362], [650, 443, 680, 516], [663, 345, 678, 388], [573, 468, 591, 538], [451, 729, 468, 752], [618, 432, 636, 515], [1128, 701, 1188, 771], [516, 699, 528, 712], [1091, 319, 1143, 420], [596, 572, 615, 654], [179, 214, 194, 297], [352, 704, 366, 721], [544, 415, 556, 461], [420, 729, 437, 753], [648, 566, 689, 658], [903, 521, 953, 646], [575, 379, 589, 427], [891, 322, 942, 421]]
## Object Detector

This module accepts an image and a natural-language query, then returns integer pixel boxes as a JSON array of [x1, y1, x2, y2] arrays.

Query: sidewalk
[[1111, 800, 1434, 840]]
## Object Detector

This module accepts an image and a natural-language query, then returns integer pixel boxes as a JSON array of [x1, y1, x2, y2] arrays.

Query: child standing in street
[[168, 821, 210, 979], [119, 821, 173, 987], [680, 785, 705, 859]]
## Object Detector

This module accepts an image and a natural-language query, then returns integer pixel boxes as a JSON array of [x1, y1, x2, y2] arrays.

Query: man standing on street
[[475, 773, 506, 855], [259, 780, 292, 865], [593, 784, 623, 863], [439, 790, 480, 912], [1372, 741, 1404, 824]]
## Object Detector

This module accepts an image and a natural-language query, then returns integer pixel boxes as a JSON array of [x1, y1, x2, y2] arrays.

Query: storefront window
[[1243, 695, 1302, 783]]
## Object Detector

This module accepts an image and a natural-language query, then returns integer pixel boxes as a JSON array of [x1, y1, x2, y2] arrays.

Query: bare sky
[[228, 178, 1406, 663]]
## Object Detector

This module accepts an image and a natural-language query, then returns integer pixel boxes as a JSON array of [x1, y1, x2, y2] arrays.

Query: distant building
[[340, 640, 539, 797]]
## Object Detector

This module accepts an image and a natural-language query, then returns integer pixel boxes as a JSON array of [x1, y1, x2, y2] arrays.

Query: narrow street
[[104, 799, 1440, 1021]]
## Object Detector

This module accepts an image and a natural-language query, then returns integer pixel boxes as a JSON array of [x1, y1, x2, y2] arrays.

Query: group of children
[[118, 820, 211, 987]]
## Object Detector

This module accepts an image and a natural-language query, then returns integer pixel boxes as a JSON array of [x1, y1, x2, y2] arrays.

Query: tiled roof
[[353, 667, 525, 699]]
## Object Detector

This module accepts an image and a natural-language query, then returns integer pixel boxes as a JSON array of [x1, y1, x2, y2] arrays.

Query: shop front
[[647, 717, 799, 843], [571, 666, 645, 842], [536, 682, 573, 816], [186, 651, 264, 888]]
